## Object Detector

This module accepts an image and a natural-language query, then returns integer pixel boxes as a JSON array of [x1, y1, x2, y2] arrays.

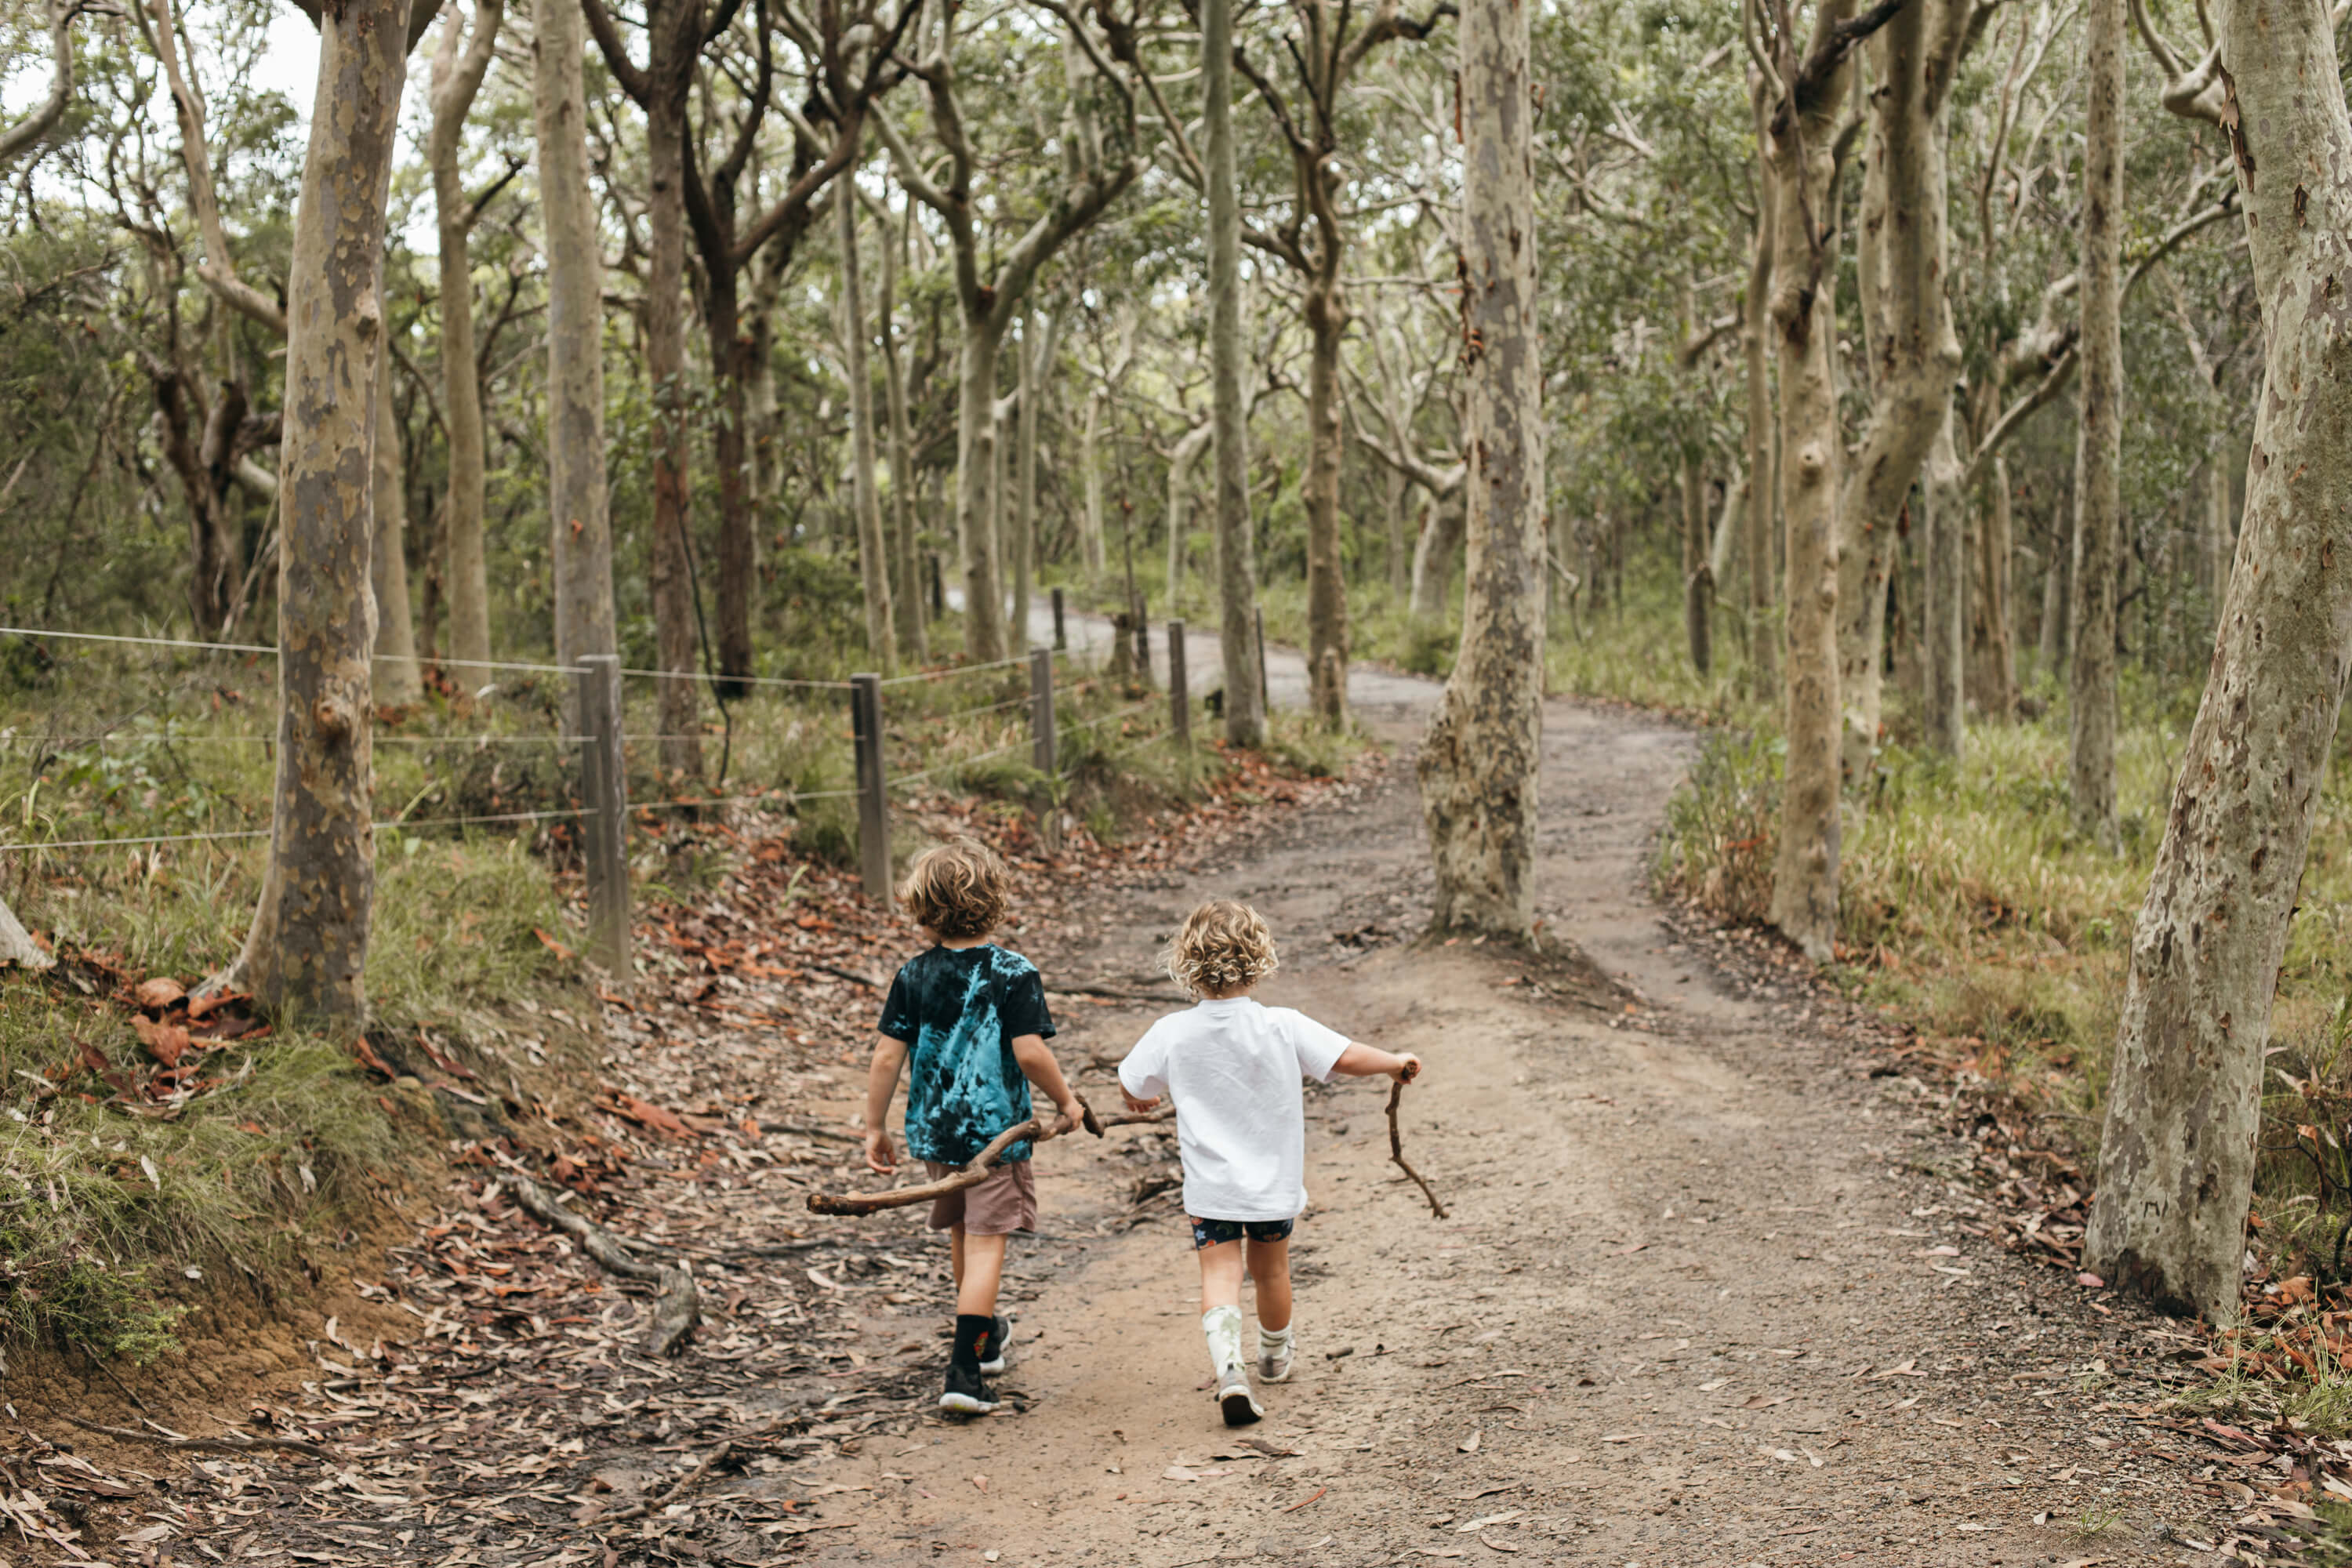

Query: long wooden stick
[[808, 1101, 1174, 1216], [503, 1171, 700, 1356], [1387, 1080, 1447, 1218], [62, 1414, 335, 1461]]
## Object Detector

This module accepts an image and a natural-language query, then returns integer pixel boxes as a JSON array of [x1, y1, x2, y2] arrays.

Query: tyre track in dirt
[[782, 669, 2241, 1567]]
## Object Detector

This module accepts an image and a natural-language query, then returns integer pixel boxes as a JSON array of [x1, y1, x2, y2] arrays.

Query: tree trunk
[[1921, 401, 1965, 754], [874, 192, 926, 660], [1385, 461, 1411, 598], [1762, 9, 1867, 964], [2084, 0, 2352, 1323], [1410, 492, 1465, 620], [1743, 152, 1778, 693], [371, 350, 423, 705], [1011, 313, 1055, 648], [2067, 0, 2126, 848], [428, 0, 503, 689], [1682, 454, 1713, 676], [1081, 390, 1106, 577], [222, 0, 408, 1021], [1971, 452, 2016, 720], [1420, 0, 1542, 936], [644, 74, 703, 782], [956, 320, 1007, 660], [2040, 491, 2073, 673], [1166, 420, 1212, 612], [1304, 287, 1349, 728], [1838, 0, 1967, 782], [536, 0, 618, 684], [1204, 0, 1262, 746], [839, 175, 896, 670], [708, 257, 757, 695], [2205, 449, 2234, 638]]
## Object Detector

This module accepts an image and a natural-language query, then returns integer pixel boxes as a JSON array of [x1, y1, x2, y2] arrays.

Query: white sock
[[1258, 1324, 1294, 1358], [1202, 1305, 1246, 1377]]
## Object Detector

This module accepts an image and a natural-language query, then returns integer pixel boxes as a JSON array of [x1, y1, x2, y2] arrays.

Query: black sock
[[953, 1312, 993, 1372]]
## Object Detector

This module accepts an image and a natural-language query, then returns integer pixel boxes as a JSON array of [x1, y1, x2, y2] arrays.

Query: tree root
[[1387, 1080, 1447, 1218], [808, 1101, 1174, 1216], [584, 1439, 731, 1526], [61, 1414, 336, 1461], [503, 1171, 700, 1356]]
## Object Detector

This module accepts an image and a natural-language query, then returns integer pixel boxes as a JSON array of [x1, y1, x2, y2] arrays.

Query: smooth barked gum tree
[[837, 177, 897, 668], [873, 0, 1142, 663], [1203, 0, 1265, 746], [2083, 0, 2352, 1323], [536, 0, 619, 684], [1749, 0, 1892, 961], [1233, 0, 1455, 728], [426, 0, 506, 690], [2067, 0, 2127, 848], [1419, 0, 1541, 936], [220, 0, 414, 1021]]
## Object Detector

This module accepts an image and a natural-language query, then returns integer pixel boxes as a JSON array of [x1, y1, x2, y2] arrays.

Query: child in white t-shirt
[[1118, 899, 1421, 1426]]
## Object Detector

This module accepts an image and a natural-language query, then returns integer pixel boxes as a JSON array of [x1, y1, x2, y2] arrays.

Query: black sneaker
[[979, 1314, 1014, 1375], [940, 1359, 997, 1417]]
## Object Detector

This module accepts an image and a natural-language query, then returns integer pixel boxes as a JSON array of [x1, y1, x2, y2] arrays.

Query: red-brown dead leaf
[[352, 1036, 397, 1077], [133, 977, 188, 1013], [133, 1016, 194, 1069], [601, 1091, 695, 1139], [535, 927, 577, 963], [186, 989, 249, 1023]]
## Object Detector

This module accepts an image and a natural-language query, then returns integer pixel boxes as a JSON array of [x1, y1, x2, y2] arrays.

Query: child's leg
[[1196, 1238, 1246, 1313], [1244, 1236, 1292, 1332], [957, 1230, 1008, 1317], [949, 1223, 967, 1294]]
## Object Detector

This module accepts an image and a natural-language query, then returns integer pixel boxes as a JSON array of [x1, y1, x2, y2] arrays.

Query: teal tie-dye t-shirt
[[877, 945, 1058, 1165]]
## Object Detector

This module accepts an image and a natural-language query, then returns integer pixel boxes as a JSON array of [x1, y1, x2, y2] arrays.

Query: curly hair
[[898, 839, 1010, 940], [1164, 899, 1279, 996]]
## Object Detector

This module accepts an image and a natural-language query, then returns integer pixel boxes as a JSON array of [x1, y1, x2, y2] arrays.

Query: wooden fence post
[[1030, 647, 1056, 773], [1167, 619, 1190, 757], [929, 555, 945, 619], [573, 654, 630, 979], [851, 673, 891, 903], [1051, 587, 1067, 652]]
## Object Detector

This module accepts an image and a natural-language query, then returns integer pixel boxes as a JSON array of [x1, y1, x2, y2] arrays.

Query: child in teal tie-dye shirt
[[865, 839, 1083, 1416]]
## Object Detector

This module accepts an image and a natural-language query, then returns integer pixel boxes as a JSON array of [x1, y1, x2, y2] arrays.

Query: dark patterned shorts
[[1189, 1215, 1296, 1250]]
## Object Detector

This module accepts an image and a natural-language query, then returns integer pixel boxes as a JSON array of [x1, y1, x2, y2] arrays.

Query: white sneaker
[[1218, 1364, 1265, 1426], [1258, 1329, 1294, 1384]]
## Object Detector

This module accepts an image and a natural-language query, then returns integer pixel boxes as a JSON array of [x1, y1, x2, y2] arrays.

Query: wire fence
[[1, 590, 1252, 974]]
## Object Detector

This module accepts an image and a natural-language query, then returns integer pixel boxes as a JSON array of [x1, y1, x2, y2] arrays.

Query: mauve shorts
[[924, 1159, 1037, 1235]]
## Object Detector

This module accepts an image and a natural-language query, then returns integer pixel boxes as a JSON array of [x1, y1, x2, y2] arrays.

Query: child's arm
[[1332, 1043, 1422, 1083], [1010, 1033, 1087, 1134], [863, 1033, 911, 1173]]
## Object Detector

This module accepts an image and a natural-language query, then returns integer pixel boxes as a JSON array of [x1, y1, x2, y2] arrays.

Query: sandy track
[[784, 685, 2237, 1567]]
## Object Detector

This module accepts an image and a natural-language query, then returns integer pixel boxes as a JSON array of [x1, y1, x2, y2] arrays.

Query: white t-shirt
[[1118, 997, 1352, 1221]]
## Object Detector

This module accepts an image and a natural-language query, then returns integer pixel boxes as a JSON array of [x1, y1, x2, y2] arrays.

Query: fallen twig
[[501, 1170, 700, 1356], [1388, 1080, 1448, 1218], [586, 1439, 732, 1526], [808, 1101, 1174, 1216], [61, 1414, 335, 1461]]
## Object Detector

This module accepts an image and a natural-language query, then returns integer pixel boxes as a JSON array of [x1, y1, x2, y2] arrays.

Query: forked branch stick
[[1387, 1080, 1447, 1218], [808, 1100, 1175, 1217]]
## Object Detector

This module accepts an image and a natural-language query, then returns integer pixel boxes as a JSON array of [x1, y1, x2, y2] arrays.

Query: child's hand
[[1122, 1088, 1161, 1114], [1051, 1097, 1086, 1136], [864, 1127, 897, 1174], [1391, 1053, 1423, 1085]]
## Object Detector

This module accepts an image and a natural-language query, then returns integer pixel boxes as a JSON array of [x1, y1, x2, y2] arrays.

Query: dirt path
[[40, 647, 2251, 1568], [768, 690, 2241, 1568]]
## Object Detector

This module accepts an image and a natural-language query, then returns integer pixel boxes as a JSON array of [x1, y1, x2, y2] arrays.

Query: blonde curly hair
[[1164, 899, 1279, 996], [899, 839, 1010, 940]]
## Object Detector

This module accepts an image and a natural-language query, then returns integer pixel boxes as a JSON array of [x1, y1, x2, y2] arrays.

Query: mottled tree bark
[[1080, 391, 1108, 577], [871, 188, 927, 660], [1921, 403, 1965, 755], [1165, 419, 1213, 608], [1011, 313, 1058, 646], [1682, 455, 1713, 677], [1303, 284, 1350, 728], [428, 0, 504, 686], [1971, 452, 2016, 720], [1742, 130, 1778, 693], [2067, 0, 2126, 848], [2084, 0, 2352, 1321], [1420, 0, 1541, 935], [223, 0, 408, 1021], [1838, 0, 1969, 779], [1762, 0, 1872, 963], [371, 350, 423, 706], [839, 176, 896, 669], [536, 0, 617, 684], [1203, 0, 1262, 747]]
